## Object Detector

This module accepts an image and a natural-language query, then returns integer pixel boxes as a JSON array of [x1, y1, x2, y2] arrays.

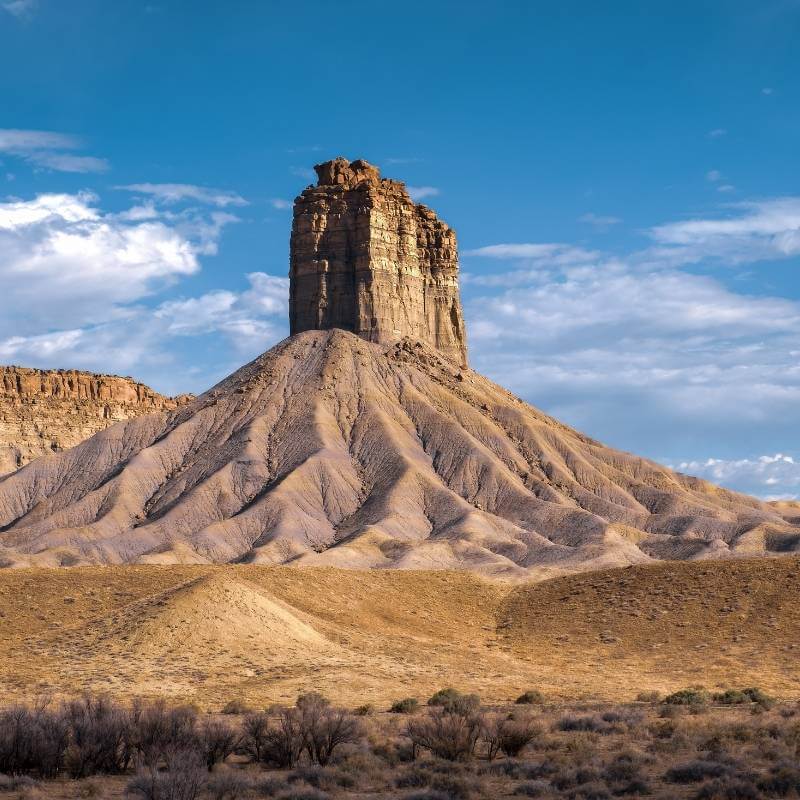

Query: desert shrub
[[602, 752, 645, 783], [252, 776, 291, 797], [482, 713, 540, 759], [125, 749, 205, 800], [694, 776, 761, 800], [665, 759, 730, 783], [241, 712, 270, 763], [427, 690, 480, 715], [129, 700, 198, 769], [259, 706, 304, 769], [392, 698, 421, 714], [0, 703, 69, 778], [427, 772, 477, 800], [635, 691, 661, 703], [515, 691, 543, 705], [353, 704, 373, 716], [296, 695, 363, 767], [205, 770, 252, 800], [220, 700, 251, 716], [512, 780, 549, 796], [63, 694, 132, 778], [713, 688, 774, 710], [288, 765, 355, 790], [274, 789, 330, 800], [565, 783, 611, 800], [663, 687, 710, 707], [556, 714, 608, 733], [758, 760, 800, 795], [197, 718, 238, 771], [0, 773, 39, 791], [479, 759, 555, 780], [551, 767, 602, 791], [403, 792, 450, 800], [406, 707, 483, 762], [614, 778, 652, 795]]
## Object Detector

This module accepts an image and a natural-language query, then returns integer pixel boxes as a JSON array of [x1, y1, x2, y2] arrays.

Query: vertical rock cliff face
[[289, 157, 468, 365], [0, 366, 189, 475]]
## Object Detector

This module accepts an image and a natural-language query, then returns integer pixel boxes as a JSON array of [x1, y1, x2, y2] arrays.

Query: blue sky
[[1, 0, 798, 499]]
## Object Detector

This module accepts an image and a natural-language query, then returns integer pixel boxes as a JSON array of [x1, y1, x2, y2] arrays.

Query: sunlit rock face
[[289, 157, 468, 366]]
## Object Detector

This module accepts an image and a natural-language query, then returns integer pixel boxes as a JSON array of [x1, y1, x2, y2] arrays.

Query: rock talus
[[290, 157, 468, 366]]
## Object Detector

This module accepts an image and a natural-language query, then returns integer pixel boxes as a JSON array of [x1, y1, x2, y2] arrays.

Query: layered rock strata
[[290, 157, 468, 365], [0, 366, 188, 475]]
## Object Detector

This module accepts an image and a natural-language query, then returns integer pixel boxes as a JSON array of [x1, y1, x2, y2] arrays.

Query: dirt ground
[[1, 556, 798, 710]]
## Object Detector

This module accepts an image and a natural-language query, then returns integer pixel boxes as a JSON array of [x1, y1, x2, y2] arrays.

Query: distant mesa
[[0, 366, 191, 477], [290, 157, 468, 366]]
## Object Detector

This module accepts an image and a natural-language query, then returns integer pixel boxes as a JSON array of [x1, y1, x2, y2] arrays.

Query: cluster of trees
[[0, 692, 361, 782]]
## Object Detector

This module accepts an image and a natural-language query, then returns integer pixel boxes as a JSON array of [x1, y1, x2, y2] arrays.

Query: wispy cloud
[[706, 169, 723, 182], [646, 197, 800, 265], [674, 454, 800, 500], [0, 191, 241, 334], [407, 185, 439, 201], [290, 166, 315, 181], [708, 128, 727, 138], [464, 242, 598, 262], [464, 198, 800, 494], [2, 0, 37, 18], [270, 198, 292, 210], [117, 183, 247, 208], [579, 212, 622, 230], [762, 87, 774, 95], [0, 128, 109, 173]]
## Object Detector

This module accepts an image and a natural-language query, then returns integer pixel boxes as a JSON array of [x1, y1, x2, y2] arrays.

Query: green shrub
[[663, 687, 710, 706], [220, 699, 250, 715], [427, 689, 480, 714], [711, 687, 774, 708], [391, 698, 420, 714], [515, 691, 544, 705]]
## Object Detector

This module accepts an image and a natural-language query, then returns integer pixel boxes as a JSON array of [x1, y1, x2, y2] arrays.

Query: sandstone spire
[[289, 157, 468, 365]]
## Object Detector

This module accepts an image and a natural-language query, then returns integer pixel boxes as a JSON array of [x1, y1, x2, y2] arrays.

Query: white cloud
[[579, 212, 622, 230], [706, 169, 722, 182], [646, 197, 800, 265], [117, 183, 247, 208], [2, 0, 37, 18], [0, 191, 241, 334], [155, 272, 288, 340], [717, 184, 736, 193], [0, 128, 108, 173], [270, 198, 292, 210], [407, 186, 439, 201], [464, 225, 800, 482], [674, 454, 800, 500], [0, 329, 84, 361], [464, 243, 599, 262], [708, 128, 727, 138]]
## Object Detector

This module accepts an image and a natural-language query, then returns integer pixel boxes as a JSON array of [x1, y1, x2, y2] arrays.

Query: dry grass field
[[1, 555, 799, 710]]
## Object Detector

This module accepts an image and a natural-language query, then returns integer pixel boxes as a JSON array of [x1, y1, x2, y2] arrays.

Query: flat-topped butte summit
[[0, 159, 798, 573], [290, 157, 467, 366]]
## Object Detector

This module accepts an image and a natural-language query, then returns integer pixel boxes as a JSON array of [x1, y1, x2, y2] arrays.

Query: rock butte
[[0, 159, 798, 573], [0, 366, 190, 477], [290, 157, 467, 366]]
